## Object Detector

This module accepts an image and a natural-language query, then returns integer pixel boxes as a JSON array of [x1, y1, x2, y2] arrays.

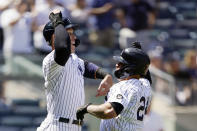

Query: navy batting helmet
[[43, 17, 79, 45], [113, 47, 150, 79]]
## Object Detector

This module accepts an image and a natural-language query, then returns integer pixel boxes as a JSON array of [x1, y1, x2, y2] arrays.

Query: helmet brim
[[65, 24, 79, 29], [113, 56, 128, 64]]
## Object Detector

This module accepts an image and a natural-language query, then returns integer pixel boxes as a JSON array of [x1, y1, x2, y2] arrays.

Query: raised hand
[[96, 75, 113, 97]]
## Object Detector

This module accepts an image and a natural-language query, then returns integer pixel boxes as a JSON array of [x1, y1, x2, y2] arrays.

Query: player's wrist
[[105, 74, 112, 80], [49, 12, 64, 27], [85, 103, 92, 113], [95, 68, 110, 79]]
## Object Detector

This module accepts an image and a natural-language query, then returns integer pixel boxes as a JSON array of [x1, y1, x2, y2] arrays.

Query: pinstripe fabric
[[100, 78, 152, 131], [37, 51, 85, 131]]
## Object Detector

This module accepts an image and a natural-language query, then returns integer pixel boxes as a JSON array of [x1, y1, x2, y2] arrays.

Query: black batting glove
[[76, 103, 92, 120], [49, 12, 64, 27]]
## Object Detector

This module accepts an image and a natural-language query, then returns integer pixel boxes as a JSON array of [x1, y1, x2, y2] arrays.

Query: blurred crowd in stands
[[0, 0, 196, 130], [0, 0, 196, 107]]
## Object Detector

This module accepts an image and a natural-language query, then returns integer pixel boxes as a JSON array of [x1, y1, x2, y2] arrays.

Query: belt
[[59, 117, 83, 126]]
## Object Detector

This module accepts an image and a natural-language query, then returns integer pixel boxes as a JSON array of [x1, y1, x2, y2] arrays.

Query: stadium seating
[[0, 116, 32, 127], [11, 99, 40, 107], [0, 126, 20, 131]]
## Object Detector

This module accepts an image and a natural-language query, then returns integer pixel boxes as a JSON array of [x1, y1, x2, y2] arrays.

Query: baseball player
[[37, 10, 113, 131], [76, 42, 152, 131]]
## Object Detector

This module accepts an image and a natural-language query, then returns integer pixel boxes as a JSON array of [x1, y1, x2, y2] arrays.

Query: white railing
[[149, 65, 176, 105]]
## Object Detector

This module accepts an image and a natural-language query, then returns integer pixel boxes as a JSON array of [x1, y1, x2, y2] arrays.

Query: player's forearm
[[89, 8, 107, 15], [90, 3, 113, 15], [54, 24, 70, 50], [87, 103, 117, 119], [54, 24, 71, 65]]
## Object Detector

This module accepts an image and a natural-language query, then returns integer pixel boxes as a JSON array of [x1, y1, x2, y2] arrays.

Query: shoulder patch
[[116, 94, 123, 99]]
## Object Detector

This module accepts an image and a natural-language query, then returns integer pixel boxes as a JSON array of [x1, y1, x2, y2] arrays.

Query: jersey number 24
[[137, 96, 148, 121]]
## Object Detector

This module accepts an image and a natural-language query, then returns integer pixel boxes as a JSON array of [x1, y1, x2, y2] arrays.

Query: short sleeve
[[107, 83, 136, 109], [78, 57, 85, 75]]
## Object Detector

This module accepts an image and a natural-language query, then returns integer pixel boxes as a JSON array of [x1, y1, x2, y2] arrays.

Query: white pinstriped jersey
[[37, 51, 85, 131], [100, 78, 152, 131]]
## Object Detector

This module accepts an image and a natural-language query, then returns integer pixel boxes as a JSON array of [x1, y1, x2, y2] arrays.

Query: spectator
[[68, 0, 90, 26], [118, 28, 137, 49], [90, 0, 115, 48], [26, 0, 36, 12], [148, 46, 163, 70], [68, 0, 116, 48], [176, 86, 192, 106], [0, 0, 33, 75], [0, 0, 13, 51], [164, 52, 190, 80], [67, 0, 94, 47], [120, 0, 156, 31], [163, 52, 193, 105], [184, 50, 197, 79], [115, 8, 127, 28], [32, 0, 67, 54], [183, 50, 197, 105]]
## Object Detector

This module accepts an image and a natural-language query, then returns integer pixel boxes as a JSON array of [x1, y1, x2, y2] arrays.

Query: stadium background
[[0, 0, 196, 131]]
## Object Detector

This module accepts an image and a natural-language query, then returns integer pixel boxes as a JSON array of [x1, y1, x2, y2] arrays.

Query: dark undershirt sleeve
[[54, 24, 71, 66], [84, 61, 109, 79], [110, 102, 124, 115], [84, 61, 99, 79]]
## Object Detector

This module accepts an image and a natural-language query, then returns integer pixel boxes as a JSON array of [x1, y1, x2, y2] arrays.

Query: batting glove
[[76, 103, 92, 120], [49, 11, 64, 28]]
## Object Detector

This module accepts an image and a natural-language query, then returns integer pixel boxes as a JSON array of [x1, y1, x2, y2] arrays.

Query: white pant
[[37, 114, 82, 131]]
